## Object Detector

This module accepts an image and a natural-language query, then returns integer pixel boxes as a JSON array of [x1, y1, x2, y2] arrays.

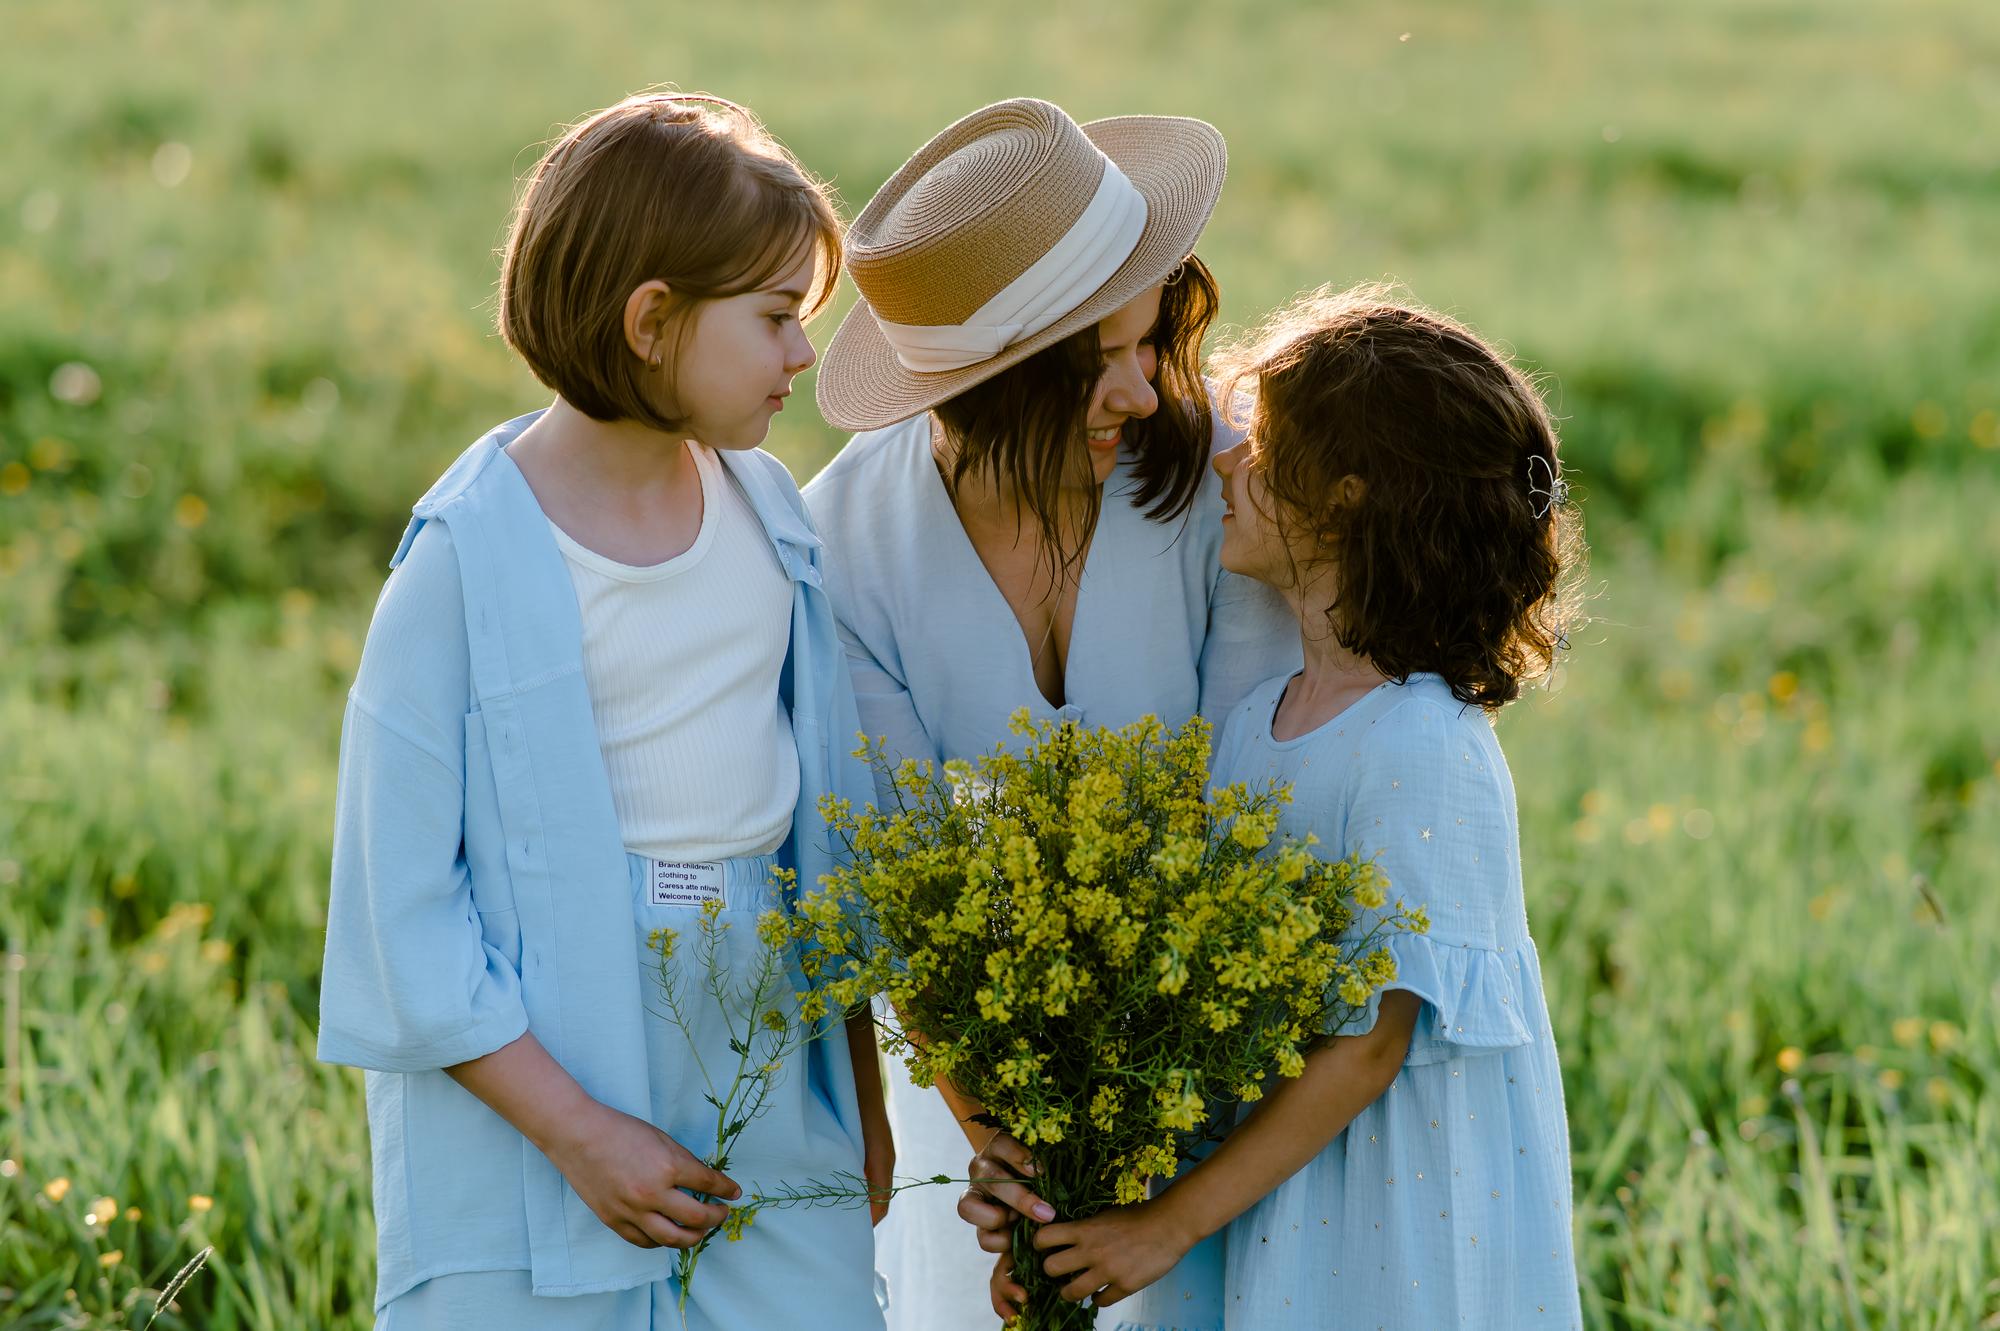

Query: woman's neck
[[930, 417, 1096, 546]]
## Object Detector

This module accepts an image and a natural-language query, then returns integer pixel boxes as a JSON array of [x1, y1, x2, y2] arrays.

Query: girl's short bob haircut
[[499, 92, 842, 433], [1218, 284, 1587, 711]]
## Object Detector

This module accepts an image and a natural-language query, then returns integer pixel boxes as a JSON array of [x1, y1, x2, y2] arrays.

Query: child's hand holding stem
[[447, 1030, 742, 1248]]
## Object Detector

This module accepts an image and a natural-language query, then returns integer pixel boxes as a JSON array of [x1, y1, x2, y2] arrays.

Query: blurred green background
[[2, 0, 1996, 1326]]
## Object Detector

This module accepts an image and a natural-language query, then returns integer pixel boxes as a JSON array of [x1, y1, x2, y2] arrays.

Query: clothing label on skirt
[[648, 860, 727, 907]]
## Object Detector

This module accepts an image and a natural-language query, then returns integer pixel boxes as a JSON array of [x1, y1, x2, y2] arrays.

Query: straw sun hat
[[815, 98, 1226, 431]]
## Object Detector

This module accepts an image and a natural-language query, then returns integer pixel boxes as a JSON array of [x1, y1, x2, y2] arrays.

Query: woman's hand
[[543, 1100, 742, 1249], [1031, 1198, 1197, 1308], [990, 1250, 1028, 1321], [957, 1129, 1054, 1253]]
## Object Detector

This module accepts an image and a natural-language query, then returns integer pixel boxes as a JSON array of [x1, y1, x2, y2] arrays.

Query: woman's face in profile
[[1077, 283, 1164, 485]]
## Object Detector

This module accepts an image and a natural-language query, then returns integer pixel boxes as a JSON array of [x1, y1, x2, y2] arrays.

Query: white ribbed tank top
[[547, 443, 798, 862]]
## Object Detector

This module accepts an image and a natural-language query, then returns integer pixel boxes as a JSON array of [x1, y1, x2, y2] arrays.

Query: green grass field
[[3, 0, 1997, 1326]]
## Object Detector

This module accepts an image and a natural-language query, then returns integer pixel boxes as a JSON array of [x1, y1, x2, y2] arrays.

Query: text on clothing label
[[649, 860, 727, 907]]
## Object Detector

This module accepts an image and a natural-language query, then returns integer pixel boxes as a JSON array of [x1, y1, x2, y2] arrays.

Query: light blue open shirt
[[316, 411, 878, 1312]]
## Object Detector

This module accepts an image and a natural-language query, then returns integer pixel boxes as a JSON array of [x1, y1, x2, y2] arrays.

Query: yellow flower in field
[[1928, 1021, 1961, 1052], [43, 1176, 73, 1202], [761, 1009, 788, 1033], [188, 1194, 213, 1214], [1775, 1047, 1803, 1075], [1891, 1017, 1924, 1048], [125, 1207, 141, 1221], [1275, 1044, 1306, 1079], [721, 1206, 758, 1241], [85, 1196, 118, 1227], [1877, 1069, 1905, 1091], [99, 1249, 123, 1268], [1339, 975, 1373, 1007], [1089, 1085, 1124, 1132]]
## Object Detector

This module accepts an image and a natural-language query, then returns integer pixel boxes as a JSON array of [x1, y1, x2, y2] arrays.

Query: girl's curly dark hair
[[1217, 284, 1586, 711]]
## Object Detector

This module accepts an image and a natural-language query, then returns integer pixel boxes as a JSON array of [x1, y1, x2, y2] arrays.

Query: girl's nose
[[1212, 439, 1244, 480], [787, 324, 817, 374]]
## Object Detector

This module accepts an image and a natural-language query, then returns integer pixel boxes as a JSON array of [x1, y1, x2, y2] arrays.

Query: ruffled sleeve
[[1337, 930, 1533, 1065], [1331, 694, 1534, 1065]]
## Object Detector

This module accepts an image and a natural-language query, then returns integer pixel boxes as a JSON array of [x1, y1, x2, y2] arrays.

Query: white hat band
[[870, 157, 1149, 374]]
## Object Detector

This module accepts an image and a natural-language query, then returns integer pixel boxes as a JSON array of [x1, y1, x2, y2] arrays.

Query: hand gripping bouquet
[[797, 712, 1427, 1329]]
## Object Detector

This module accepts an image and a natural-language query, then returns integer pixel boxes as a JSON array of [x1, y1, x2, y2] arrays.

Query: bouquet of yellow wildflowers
[[797, 711, 1426, 1330]]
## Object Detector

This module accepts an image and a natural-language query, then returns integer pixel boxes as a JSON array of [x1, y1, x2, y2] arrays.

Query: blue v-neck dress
[[805, 410, 1299, 1331]]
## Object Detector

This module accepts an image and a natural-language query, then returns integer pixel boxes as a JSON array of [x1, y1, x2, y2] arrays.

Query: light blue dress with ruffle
[[1207, 673, 1582, 1330]]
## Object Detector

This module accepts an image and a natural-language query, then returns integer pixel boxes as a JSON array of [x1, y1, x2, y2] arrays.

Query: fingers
[[631, 1209, 707, 1250], [975, 1226, 1012, 1254], [681, 1160, 742, 1202], [656, 1188, 731, 1233], [612, 1220, 660, 1249], [988, 1254, 1025, 1320], [957, 1189, 1015, 1233], [1031, 1221, 1079, 1250], [1039, 1243, 1089, 1279], [970, 1171, 1054, 1223], [1091, 1283, 1132, 1309], [1060, 1271, 1106, 1304], [981, 1132, 1039, 1177]]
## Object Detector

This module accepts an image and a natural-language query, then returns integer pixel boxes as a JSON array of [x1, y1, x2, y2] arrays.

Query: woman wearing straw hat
[[805, 99, 1297, 1331]]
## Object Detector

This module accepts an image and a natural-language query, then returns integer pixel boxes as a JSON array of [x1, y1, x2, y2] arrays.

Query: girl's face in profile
[[667, 247, 821, 452], [1212, 434, 1299, 588]]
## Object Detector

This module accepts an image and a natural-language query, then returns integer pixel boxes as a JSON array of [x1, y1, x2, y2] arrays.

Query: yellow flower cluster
[[798, 711, 1426, 1229]]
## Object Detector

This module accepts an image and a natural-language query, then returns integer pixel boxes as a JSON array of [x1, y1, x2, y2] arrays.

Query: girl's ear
[[623, 280, 674, 369], [1335, 474, 1367, 507]]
